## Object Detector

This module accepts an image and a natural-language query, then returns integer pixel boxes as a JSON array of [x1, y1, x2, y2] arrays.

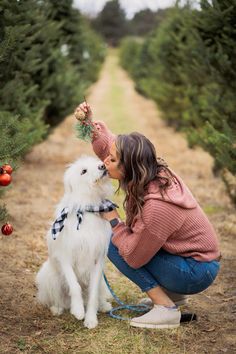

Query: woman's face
[[104, 142, 123, 180]]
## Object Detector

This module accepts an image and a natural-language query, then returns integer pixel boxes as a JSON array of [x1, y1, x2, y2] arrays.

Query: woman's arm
[[92, 121, 116, 161], [111, 199, 185, 269], [75, 102, 116, 161]]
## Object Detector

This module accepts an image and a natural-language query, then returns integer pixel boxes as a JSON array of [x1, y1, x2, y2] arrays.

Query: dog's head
[[64, 156, 113, 200]]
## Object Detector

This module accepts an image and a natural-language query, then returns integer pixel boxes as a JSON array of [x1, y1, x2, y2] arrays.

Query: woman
[[76, 102, 221, 329]]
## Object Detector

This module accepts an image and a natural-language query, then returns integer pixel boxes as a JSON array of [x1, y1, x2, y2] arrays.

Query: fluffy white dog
[[36, 156, 114, 329]]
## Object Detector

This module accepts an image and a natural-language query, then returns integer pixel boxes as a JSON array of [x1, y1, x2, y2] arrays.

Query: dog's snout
[[98, 164, 106, 171]]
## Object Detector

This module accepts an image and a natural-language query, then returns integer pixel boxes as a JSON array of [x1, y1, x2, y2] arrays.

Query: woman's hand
[[74, 102, 104, 134], [74, 101, 93, 119], [100, 209, 120, 222]]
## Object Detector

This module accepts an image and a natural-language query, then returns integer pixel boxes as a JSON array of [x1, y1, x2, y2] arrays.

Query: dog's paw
[[98, 301, 112, 313], [84, 315, 98, 329], [70, 305, 85, 320], [50, 306, 64, 316]]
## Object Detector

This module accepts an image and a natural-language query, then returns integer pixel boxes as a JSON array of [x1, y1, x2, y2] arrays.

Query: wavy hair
[[115, 132, 173, 226]]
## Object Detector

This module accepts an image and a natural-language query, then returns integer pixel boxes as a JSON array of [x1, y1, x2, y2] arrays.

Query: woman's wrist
[[109, 217, 122, 228], [101, 209, 120, 222]]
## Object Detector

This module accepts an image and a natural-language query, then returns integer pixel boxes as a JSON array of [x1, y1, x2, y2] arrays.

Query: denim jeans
[[108, 241, 220, 294]]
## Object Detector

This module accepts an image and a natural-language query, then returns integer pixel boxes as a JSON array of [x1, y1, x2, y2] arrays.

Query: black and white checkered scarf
[[51, 199, 118, 240]]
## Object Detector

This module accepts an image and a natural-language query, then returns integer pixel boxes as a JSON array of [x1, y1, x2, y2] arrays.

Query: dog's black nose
[[98, 164, 106, 171]]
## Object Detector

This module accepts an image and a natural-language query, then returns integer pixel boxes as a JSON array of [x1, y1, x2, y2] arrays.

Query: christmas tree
[[0, 0, 106, 221], [120, 0, 236, 203]]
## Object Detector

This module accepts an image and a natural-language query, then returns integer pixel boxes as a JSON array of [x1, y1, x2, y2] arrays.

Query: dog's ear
[[64, 170, 73, 194]]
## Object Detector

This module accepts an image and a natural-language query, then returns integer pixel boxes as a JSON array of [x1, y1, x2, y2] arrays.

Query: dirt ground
[[0, 51, 236, 354]]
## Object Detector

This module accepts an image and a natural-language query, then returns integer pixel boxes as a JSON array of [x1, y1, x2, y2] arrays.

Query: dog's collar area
[[51, 200, 118, 240]]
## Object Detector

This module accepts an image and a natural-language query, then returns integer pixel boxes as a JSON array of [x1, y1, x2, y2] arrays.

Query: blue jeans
[[108, 241, 220, 294]]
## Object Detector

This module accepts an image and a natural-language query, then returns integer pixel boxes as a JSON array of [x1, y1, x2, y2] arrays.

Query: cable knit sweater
[[92, 121, 220, 269]]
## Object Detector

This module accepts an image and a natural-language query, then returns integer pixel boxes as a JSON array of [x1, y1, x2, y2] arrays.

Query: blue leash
[[103, 273, 198, 324], [103, 273, 150, 321]]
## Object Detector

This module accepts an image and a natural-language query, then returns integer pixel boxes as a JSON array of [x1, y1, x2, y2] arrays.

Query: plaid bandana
[[51, 199, 118, 240]]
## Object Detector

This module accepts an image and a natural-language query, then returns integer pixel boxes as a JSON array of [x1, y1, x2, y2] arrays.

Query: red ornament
[[0, 172, 12, 186], [1, 223, 13, 235], [1, 164, 13, 175]]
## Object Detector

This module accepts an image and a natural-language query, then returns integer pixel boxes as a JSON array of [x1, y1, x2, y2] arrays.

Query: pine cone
[[74, 108, 87, 121]]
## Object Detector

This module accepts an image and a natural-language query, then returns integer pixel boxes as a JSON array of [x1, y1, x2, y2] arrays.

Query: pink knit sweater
[[92, 121, 220, 269]]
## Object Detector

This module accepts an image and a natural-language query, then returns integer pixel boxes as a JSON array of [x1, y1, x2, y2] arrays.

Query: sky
[[73, 0, 199, 19]]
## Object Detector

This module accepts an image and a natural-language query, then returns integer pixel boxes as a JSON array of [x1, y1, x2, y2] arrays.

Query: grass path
[[0, 49, 235, 354]]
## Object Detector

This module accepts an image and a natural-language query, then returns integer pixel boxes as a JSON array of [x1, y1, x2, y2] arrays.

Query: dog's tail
[[36, 260, 69, 309]]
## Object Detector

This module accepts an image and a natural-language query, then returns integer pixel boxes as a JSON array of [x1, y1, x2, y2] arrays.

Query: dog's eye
[[81, 169, 87, 175]]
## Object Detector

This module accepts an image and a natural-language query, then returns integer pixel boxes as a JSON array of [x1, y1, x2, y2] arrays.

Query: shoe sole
[[130, 321, 180, 329], [138, 300, 188, 307]]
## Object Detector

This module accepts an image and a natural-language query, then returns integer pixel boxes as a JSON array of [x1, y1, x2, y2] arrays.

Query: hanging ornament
[[74, 109, 87, 121], [1, 164, 13, 175], [1, 222, 13, 236], [0, 170, 12, 186], [74, 100, 97, 142]]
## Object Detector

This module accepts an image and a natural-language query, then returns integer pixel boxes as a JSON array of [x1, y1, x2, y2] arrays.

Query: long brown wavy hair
[[115, 132, 174, 226]]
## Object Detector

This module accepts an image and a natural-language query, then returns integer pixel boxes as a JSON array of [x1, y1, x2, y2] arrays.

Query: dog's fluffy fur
[[36, 156, 113, 328]]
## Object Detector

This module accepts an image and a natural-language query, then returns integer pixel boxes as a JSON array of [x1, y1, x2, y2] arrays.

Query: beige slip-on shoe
[[139, 291, 189, 308], [130, 304, 181, 329]]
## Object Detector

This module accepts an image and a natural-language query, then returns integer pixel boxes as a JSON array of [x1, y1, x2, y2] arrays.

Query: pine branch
[[75, 119, 96, 142]]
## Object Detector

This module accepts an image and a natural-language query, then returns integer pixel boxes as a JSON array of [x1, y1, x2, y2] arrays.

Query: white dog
[[36, 156, 114, 329]]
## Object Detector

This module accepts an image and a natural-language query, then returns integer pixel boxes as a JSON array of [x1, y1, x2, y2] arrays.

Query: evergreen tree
[[120, 37, 143, 82], [0, 0, 106, 220], [46, 0, 105, 92], [0, 0, 49, 141], [128, 9, 167, 36], [92, 0, 128, 46], [120, 0, 236, 203], [0, 113, 34, 222]]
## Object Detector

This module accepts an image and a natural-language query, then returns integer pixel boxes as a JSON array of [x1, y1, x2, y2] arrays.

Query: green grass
[[203, 204, 225, 215], [14, 315, 186, 354], [105, 49, 134, 134]]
